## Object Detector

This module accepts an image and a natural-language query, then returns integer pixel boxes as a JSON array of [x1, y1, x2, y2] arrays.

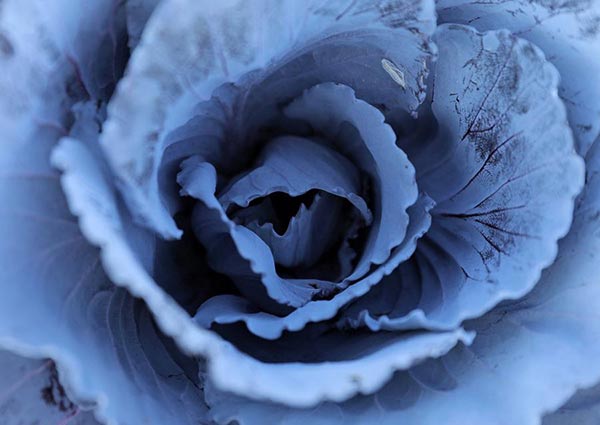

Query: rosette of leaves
[[1, 1, 600, 425]]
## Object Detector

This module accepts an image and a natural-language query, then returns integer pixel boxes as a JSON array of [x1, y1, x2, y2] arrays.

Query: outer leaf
[[204, 328, 474, 409], [0, 1, 210, 423], [345, 24, 584, 333], [100, 0, 436, 238], [436, 0, 600, 156], [0, 135, 208, 425]]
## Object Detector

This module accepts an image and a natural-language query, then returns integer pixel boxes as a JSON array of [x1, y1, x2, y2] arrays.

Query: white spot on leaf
[[381, 58, 406, 89]]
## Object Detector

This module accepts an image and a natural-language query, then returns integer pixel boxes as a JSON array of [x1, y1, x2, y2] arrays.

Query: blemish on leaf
[[482, 33, 500, 51], [40, 362, 77, 414], [381, 58, 406, 90], [0, 32, 14, 57]]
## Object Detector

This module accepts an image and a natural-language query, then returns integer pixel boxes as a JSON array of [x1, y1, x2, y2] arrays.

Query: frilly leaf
[[0, 134, 208, 425], [200, 136, 600, 425], [436, 0, 600, 156], [204, 327, 474, 410], [53, 134, 464, 410], [178, 157, 335, 312], [218, 136, 371, 223], [285, 82, 419, 279], [100, 0, 436, 238], [193, 195, 434, 340], [244, 192, 350, 270], [0, 2, 207, 423]]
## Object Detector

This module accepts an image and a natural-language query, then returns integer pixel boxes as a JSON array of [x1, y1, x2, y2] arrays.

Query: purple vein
[[0, 360, 52, 403]]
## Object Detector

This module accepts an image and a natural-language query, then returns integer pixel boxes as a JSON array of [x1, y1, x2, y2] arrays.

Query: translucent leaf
[[100, 0, 436, 238], [436, 0, 600, 156]]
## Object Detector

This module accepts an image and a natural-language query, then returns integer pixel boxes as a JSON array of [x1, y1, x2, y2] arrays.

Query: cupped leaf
[[358, 24, 584, 333], [201, 136, 600, 425], [178, 82, 419, 314], [285, 83, 418, 279], [100, 0, 436, 238], [179, 157, 338, 313], [436, 0, 600, 156], [244, 192, 349, 270], [51, 138, 474, 410], [219, 135, 372, 272], [193, 195, 434, 340], [218, 136, 371, 224]]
